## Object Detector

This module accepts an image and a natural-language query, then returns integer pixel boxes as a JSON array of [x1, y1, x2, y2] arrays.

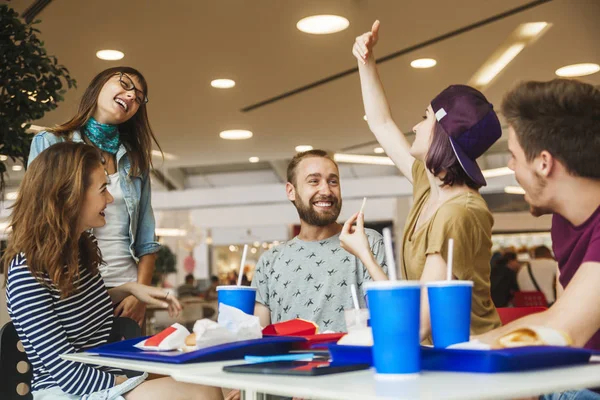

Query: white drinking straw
[[359, 197, 367, 214], [237, 244, 249, 286], [382, 227, 398, 281], [350, 284, 360, 310], [446, 238, 454, 281]]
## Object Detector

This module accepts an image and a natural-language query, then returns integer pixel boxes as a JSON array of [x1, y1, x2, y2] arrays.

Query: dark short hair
[[503, 252, 518, 263], [426, 122, 481, 189], [286, 149, 338, 186], [502, 79, 600, 179], [534, 246, 553, 259], [185, 274, 194, 283], [210, 275, 219, 283]]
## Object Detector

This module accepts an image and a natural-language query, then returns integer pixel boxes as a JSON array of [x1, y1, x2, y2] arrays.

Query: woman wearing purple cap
[[340, 21, 502, 343]]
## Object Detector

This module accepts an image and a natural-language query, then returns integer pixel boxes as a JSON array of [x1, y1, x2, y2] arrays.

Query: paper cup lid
[[216, 285, 257, 291], [364, 281, 422, 290], [424, 280, 473, 287]]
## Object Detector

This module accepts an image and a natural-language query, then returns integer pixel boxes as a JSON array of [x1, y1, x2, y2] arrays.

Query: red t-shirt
[[552, 205, 600, 349]]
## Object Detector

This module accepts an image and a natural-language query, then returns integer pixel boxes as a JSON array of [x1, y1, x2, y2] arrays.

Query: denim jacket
[[28, 131, 161, 261]]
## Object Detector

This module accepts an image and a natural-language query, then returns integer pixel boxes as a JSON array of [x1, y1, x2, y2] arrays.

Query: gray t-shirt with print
[[251, 228, 387, 332]]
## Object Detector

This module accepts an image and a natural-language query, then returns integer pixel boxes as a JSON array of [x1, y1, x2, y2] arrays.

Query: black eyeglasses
[[118, 72, 148, 105]]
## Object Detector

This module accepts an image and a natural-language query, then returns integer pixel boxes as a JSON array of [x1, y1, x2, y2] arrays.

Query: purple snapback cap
[[430, 85, 502, 186]]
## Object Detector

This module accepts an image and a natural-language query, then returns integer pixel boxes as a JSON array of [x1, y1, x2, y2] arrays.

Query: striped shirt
[[6, 252, 121, 395]]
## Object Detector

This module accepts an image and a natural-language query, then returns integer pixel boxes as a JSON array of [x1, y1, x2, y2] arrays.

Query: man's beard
[[520, 172, 552, 217], [294, 194, 342, 227]]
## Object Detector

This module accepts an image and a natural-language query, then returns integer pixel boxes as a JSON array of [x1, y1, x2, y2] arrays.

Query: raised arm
[[352, 20, 415, 182]]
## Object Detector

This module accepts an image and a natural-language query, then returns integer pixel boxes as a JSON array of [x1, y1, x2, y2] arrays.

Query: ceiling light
[[555, 63, 600, 78], [333, 153, 394, 166], [12, 165, 23, 171], [518, 22, 549, 38], [155, 228, 187, 237], [0, 155, 7, 161], [296, 15, 349, 35], [504, 186, 526, 195], [151, 149, 177, 160], [229, 245, 236, 252], [469, 22, 551, 90], [374, 147, 385, 154], [253, 241, 260, 247], [5, 192, 18, 200], [295, 145, 313, 152], [475, 43, 525, 87], [0, 222, 11, 233], [96, 50, 124, 61], [211, 79, 236, 89], [482, 167, 514, 178], [250, 248, 257, 254], [249, 157, 260, 163], [220, 130, 253, 140], [410, 58, 437, 69]]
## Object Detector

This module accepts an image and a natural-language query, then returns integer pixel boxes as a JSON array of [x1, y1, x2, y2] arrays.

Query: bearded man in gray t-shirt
[[252, 150, 387, 332]]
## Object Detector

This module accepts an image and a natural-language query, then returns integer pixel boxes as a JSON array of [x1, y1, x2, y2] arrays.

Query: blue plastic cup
[[216, 286, 256, 315], [426, 281, 473, 348], [365, 281, 422, 379]]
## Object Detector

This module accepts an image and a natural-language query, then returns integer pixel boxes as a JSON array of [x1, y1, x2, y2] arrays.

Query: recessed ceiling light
[[482, 167, 514, 178], [469, 23, 550, 90], [410, 58, 437, 69], [151, 149, 177, 160], [249, 157, 260, 163], [12, 165, 23, 171], [5, 191, 18, 200], [475, 43, 525, 87], [374, 147, 385, 154], [518, 22, 549, 38], [0, 155, 7, 161], [96, 50, 124, 60], [296, 15, 349, 35], [555, 63, 600, 78], [333, 153, 394, 165], [504, 186, 526, 195], [155, 228, 187, 237], [295, 145, 313, 152], [363, 115, 368, 121], [211, 79, 236, 89], [220, 130, 253, 140]]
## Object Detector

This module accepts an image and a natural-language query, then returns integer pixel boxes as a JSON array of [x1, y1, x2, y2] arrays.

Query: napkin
[[183, 303, 262, 351], [134, 323, 190, 351]]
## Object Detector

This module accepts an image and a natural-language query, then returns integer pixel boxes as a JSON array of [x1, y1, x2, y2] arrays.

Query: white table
[[62, 352, 600, 400]]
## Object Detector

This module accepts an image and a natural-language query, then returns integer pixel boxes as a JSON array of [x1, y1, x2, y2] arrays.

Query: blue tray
[[328, 344, 373, 366], [421, 346, 592, 373], [328, 345, 593, 373], [87, 336, 303, 364]]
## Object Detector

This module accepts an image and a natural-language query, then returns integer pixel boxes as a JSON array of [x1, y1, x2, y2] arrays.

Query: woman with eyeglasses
[[28, 67, 160, 329]]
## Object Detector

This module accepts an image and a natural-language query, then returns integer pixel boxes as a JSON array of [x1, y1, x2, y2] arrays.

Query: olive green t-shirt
[[401, 161, 501, 341]]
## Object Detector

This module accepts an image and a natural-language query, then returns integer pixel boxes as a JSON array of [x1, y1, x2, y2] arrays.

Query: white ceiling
[[8, 0, 600, 189]]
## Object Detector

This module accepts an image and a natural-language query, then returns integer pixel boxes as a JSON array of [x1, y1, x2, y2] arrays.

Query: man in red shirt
[[477, 79, 600, 399]]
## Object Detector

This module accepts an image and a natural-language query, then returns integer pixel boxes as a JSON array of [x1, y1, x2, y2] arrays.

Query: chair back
[[0, 322, 33, 400], [513, 291, 548, 307]]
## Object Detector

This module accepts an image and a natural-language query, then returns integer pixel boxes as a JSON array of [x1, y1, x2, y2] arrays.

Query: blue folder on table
[[86, 336, 303, 364], [328, 344, 594, 373]]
